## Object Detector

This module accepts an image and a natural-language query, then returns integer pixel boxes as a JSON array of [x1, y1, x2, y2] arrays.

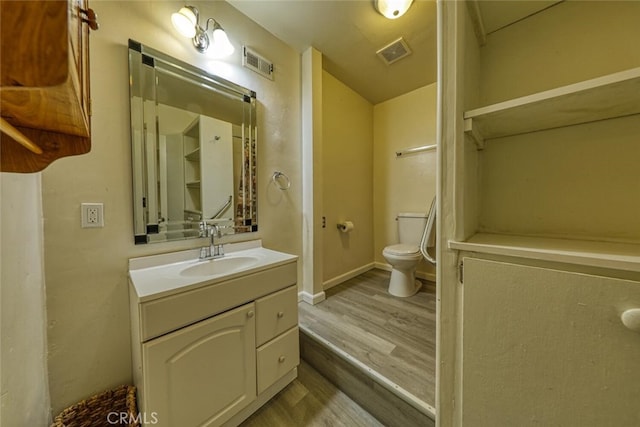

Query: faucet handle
[[199, 221, 210, 237], [199, 247, 209, 259]]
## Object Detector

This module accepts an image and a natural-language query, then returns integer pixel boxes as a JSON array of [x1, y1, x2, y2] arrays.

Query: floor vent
[[376, 37, 412, 65], [243, 46, 274, 80]]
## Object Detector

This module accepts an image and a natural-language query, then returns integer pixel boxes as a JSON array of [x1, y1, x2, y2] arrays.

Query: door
[[462, 258, 640, 426], [199, 116, 233, 220], [143, 303, 256, 427]]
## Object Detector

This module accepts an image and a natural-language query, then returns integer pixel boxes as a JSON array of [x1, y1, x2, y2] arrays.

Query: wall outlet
[[81, 203, 104, 228]]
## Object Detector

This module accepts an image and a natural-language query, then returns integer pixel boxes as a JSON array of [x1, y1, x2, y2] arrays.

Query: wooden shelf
[[449, 233, 640, 273], [186, 181, 201, 189], [464, 67, 640, 146]]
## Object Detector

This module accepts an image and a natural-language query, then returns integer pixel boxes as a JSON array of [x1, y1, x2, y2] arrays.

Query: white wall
[[373, 83, 438, 276], [42, 1, 301, 413], [1, 173, 50, 425]]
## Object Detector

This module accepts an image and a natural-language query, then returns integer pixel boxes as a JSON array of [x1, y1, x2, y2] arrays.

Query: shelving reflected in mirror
[[128, 40, 257, 244]]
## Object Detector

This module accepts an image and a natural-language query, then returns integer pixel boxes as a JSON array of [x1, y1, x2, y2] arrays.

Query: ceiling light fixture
[[171, 5, 234, 58], [374, 0, 414, 19]]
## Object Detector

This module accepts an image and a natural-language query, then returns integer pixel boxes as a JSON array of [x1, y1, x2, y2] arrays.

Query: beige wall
[[478, 1, 640, 107], [321, 71, 374, 283], [1, 173, 50, 425], [373, 83, 438, 275], [477, 0, 640, 242], [42, 1, 301, 413]]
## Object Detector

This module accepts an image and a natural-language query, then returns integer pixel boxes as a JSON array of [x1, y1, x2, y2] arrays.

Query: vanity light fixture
[[374, 0, 414, 19], [171, 5, 234, 57]]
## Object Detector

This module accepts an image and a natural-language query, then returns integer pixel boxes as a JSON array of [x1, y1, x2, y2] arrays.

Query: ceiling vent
[[376, 37, 412, 65], [243, 46, 274, 80]]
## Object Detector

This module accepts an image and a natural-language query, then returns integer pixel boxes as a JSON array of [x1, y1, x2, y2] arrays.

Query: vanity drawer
[[139, 262, 296, 342], [255, 285, 298, 346], [256, 326, 299, 394]]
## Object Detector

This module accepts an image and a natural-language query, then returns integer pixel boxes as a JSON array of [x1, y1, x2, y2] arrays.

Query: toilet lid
[[385, 243, 420, 255]]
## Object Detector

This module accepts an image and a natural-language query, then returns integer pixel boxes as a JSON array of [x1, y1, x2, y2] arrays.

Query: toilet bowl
[[382, 212, 428, 297], [383, 244, 423, 297]]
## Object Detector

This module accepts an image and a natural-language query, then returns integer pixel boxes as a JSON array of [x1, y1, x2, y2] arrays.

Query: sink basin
[[129, 242, 299, 302], [179, 256, 261, 277]]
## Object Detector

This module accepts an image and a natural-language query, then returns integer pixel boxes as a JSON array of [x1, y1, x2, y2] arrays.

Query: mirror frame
[[128, 40, 258, 244]]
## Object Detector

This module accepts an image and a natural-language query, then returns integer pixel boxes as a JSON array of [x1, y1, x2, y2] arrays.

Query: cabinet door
[[143, 303, 256, 427], [462, 258, 640, 426]]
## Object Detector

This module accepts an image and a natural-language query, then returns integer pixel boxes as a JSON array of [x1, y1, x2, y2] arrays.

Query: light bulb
[[375, 0, 414, 19], [171, 7, 197, 38], [210, 28, 234, 58]]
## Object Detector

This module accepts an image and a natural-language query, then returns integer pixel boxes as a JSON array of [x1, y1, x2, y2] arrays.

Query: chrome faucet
[[199, 221, 225, 260]]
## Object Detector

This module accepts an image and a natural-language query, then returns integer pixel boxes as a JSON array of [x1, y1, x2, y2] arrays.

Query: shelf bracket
[[464, 118, 485, 150], [0, 117, 43, 155]]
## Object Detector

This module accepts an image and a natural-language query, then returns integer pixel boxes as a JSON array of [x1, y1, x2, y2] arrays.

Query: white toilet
[[382, 212, 427, 297]]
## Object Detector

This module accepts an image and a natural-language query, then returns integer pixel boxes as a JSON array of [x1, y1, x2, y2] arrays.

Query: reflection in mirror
[[128, 40, 257, 244]]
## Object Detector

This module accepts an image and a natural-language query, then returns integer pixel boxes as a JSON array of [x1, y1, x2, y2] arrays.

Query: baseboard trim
[[323, 263, 376, 290], [374, 262, 437, 282], [298, 290, 326, 305]]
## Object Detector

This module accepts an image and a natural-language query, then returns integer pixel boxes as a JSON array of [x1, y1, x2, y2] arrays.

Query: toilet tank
[[397, 212, 427, 245]]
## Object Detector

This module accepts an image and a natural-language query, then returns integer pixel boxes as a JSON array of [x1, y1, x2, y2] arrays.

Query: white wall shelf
[[184, 148, 200, 161], [449, 233, 640, 273], [464, 67, 640, 145]]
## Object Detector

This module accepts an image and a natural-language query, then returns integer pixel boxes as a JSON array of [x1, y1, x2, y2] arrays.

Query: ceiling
[[225, 1, 564, 104], [227, 0, 438, 104]]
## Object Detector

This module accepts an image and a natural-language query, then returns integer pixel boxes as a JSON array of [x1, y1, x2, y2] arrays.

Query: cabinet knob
[[277, 311, 284, 318], [247, 310, 255, 318], [278, 355, 286, 363], [80, 8, 99, 31], [621, 308, 640, 333]]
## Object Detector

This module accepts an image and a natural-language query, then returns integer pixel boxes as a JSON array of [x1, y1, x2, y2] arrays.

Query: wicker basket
[[52, 385, 139, 427]]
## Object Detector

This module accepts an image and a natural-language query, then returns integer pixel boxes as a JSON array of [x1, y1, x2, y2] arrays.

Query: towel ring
[[272, 171, 291, 190]]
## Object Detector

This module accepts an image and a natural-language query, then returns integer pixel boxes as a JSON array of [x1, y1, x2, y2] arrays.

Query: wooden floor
[[240, 361, 383, 427], [298, 269, 436, 407]]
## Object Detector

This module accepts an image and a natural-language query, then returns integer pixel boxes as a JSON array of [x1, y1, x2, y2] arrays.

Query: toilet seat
[[383, 243, 420, 256]]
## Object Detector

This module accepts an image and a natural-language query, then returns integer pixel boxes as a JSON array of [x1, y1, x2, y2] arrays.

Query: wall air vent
[[376, 37, 412, 65], [243, 46, 274, 80]]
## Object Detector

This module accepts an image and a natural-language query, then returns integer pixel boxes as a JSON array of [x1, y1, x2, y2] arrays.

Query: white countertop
[[128, 240, 298, 302]]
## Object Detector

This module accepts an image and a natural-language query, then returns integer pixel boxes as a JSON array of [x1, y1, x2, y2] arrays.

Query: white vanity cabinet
[[128, 245, 299, 427]]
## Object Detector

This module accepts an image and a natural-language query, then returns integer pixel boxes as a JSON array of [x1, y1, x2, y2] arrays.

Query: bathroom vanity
[[128, 241, 298, 426]]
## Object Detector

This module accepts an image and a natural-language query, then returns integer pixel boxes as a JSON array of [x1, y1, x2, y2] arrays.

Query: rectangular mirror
[[128, 40, 257, 244]]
